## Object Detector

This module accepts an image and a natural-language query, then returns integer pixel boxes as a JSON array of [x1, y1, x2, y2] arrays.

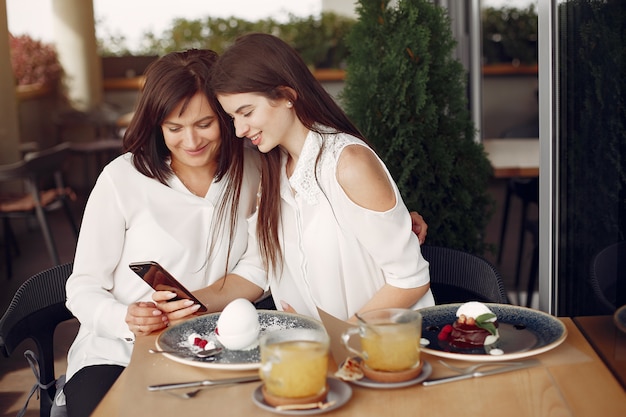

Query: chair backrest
[[0, 262, 74, 416], [0, 142, 71, 193], [589, 241, 625, 313], [420, 245, 509, 304], [23, 141, 71, 165]]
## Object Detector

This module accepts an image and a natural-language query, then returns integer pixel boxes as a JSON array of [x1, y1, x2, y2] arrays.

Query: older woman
[[62, 50, 265, 417]]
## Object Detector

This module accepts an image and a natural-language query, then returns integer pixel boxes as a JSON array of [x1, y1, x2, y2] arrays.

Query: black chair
[[0, 262, 74, 417], [0, 143, 79, 279], [496, 124, 540, 303], [421, 245, 509, 304], [497, 177, 539, 285], [589, 241, 626, 313]]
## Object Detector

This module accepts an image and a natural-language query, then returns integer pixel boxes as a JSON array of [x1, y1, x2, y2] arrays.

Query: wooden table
[[483, 138, 539, 178], [574, 315, 626, 389], [91, 318, 625, 417]]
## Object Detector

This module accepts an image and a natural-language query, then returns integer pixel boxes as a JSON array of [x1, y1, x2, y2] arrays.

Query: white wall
[[322, 0, 357, 17]]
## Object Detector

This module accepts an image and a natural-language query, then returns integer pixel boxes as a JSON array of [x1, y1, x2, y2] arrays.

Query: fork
[[438, 360, 526, 374]]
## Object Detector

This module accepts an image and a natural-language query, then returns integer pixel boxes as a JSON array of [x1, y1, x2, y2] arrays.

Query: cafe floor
[[0, 177, 537, 416]]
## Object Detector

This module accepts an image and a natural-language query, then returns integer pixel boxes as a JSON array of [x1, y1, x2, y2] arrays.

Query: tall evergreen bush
[[342, 0, 494, 254]]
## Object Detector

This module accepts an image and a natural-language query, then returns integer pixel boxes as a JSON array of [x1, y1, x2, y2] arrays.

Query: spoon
[[149, 347, 223, 358], [355, 312, 379, 335]]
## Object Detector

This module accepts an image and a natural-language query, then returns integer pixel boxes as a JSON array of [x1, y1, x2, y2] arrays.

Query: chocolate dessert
[[438, 302, 500, 348]]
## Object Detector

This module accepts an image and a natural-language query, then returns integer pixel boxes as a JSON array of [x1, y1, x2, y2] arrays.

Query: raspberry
[[197, 339, 208, 349], [437, 324, 453, 341]]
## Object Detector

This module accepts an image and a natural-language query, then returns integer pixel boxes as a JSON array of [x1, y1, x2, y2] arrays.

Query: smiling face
[[217, 92, 297, 154], [161, 92, 221, 170]]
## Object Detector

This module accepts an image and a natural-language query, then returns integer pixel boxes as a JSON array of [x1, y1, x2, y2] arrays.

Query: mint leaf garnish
[[475, 313, 498, 336]]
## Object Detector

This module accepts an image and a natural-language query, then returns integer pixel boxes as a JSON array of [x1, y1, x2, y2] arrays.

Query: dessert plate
[[346, 359, 432, 389], [614, 304, 626, 334], [156, 310, 325, 370], [419, 303, 567, 362], [252, 378, 352, 415]]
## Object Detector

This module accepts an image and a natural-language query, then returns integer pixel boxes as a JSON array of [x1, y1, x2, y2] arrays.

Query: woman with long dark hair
[[211, 33, 434, 321], [62, 50, 265, 417]]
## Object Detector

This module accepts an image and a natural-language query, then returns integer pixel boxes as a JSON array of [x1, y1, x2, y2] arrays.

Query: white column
[[0, 0, 20, 163], [52, 0, 102, 111], [322, 0, 357, 18]]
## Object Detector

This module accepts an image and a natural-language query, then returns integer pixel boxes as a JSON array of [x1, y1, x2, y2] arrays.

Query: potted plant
[[9, 34, 63, 89], [342, 0, 494, 254]]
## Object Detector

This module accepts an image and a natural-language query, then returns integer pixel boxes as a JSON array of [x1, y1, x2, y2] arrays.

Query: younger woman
[[210, 33, 434, 321]]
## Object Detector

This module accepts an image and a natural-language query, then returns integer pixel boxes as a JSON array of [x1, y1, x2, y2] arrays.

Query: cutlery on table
[[422, 359, 540, 386], [148, 347, 223, 358], [147, 375, 261, 391], [438, 359, 526, 374]]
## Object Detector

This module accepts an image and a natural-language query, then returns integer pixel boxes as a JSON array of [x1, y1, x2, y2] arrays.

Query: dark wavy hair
[[124, 49, 245, 272], [211, 33, 366, 275]]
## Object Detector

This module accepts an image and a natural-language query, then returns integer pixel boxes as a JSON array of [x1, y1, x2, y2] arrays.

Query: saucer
[[252, 378, 352, 415], [348, 360, 432, 389]]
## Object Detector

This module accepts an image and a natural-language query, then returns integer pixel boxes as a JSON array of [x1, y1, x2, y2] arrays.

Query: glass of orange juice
[[259, 328, 330, 405], [341, 309, 422, 381]]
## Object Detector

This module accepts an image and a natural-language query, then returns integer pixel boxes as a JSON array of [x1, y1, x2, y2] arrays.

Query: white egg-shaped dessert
[[215, 298, 261, 350]]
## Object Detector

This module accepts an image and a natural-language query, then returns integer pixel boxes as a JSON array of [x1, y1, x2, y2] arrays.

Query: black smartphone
[[129, 261, 208, 313]]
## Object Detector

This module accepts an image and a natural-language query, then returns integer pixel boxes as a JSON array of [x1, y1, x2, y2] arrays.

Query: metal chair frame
[[0, 142, 79, 278], [0, 262, 75, 417], [589, 241, 625, 313]]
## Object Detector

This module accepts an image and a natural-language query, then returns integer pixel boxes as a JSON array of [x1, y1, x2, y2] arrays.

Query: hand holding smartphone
[[129, 261, 208, 313]]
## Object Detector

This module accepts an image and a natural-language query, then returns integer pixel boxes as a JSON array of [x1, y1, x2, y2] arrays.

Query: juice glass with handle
[[341, 308, 422, 382], [259, 327, 330, 406]]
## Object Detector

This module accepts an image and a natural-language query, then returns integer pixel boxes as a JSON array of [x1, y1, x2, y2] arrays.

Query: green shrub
[[100, 13, 356, 70], [482, 5, 538, 65], [342, 0, 494, 254]]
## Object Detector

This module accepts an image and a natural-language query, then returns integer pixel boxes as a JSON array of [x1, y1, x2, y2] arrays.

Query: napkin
[[316, 307, 360, 367]]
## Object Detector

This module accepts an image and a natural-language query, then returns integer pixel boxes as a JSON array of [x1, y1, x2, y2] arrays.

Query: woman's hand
[[125, 301, 169, 337], [280, 300, 297, 314], [410, 211, 428, 244], [152, 290, 203, 325]]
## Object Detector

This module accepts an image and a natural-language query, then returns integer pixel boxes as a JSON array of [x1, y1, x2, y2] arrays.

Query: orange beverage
[[361, 322, 421, 371], [260, 328, 330, 399]]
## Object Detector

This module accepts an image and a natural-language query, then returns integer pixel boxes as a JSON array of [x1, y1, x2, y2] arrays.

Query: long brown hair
[[211, 33, 367, 275], [124, 49, 244, 272]]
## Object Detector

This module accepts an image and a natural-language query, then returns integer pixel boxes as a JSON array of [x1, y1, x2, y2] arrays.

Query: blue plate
[[419, 303, 567, 362], [156, 310, 325, 370], [614, 304, 626, 333]]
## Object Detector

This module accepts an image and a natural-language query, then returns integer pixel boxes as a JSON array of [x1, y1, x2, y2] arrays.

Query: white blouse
[[249, 130, 434, 320], [64, 149, 265, 380]]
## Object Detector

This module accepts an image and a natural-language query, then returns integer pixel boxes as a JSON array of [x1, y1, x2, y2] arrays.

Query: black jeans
[[64, 364, 124, 417]]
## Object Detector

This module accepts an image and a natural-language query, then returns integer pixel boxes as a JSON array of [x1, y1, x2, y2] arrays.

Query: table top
[[91, 317, 625, 417], [574, 315, 626, 389], [483, 138, 539, 179]]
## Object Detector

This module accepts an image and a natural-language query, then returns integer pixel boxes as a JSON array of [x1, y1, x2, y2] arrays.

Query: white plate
[[156, 310, 325, 370], [347, 359, 432, 389], [252, 378, 352, 415], [419, 303, 567, 362]]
